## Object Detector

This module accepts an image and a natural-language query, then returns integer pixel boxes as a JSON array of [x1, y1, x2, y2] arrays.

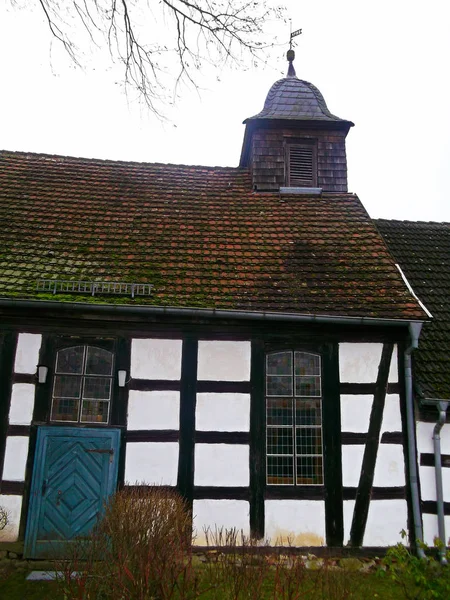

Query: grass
[[0, 562, 411, 599]]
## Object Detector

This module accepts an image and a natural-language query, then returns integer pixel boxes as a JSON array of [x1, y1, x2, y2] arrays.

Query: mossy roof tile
[[0, 150, 426, 321]]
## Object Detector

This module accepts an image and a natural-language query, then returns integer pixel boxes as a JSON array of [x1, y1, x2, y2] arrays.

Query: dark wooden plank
[[129, 379, 181, 392], [322, 342, 344, 547], [249, 339, 265, 540], [349, 343, 394, 547], [343, 486, 406, 500], [193, 487, 250, 500], [126, 430, 180, 443], [420, 453, 450, 468], [340, 383, 400, 395], [195, 431, 249, 444], [13, 373, 35, 384], [0, 481, 24, 495], [341, 432, 367, 445], [381, 431, 404, 444], [114, 336, 131, 490], [421, 500, 450, 516], [196, 381, 251, 394], [177, 337, 198, 510], [7, 425, 31, 437], [265, 487, 325, 500], [0, 332, 17, 482]]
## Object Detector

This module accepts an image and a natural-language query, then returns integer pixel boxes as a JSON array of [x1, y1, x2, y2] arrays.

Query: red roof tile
[[0, 150, 426, 320]]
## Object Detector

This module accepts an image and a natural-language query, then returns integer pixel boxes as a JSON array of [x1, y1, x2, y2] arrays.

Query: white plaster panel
[[373, 444, 406, 487], [2, 436, 29, 481], [197, 341, 251, 381], [340, 395, 372, 432], [127, 390, 180, 430], [341, 445, 364, 488], [124, 442, 178, 485], [0, 495, 23, 542], [339, 343, 383, 383], [130, 339, 182, 380], [194, 444, 249, 487], [196, 393, 250, 432], [14, 333, 42, 374], [265, 500, 325, 546], [364, 500, 408, 546], [422, 514, 450, 546], [388, 345, 398, 383], [343, 500, 355, 545], [8, 383, 35, 426], [193, 500, 250, 545], [381, 394, 402, 433], [419, 466, 450, 502], [417, 422, 450, 455]]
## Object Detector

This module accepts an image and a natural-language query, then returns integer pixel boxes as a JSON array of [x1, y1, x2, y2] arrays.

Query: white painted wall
[[130, 338, 182, 380], [8, 383, 35, 426], [381, 394, 402, 432], [342, 500, 355, 544], [340, 395, 372, 432], [265, 500, 326, 546], [194, 444, 249, 487], [127, 390, 180, 430], [388, 345, 398, 383], [124, 442, 179, 485], [419, 466, 450, 502], [373, 444, 406, 487], [341, 445, 364, 488], [14, 333, 42, 374], [193, 499, 250, 545], [364, 499, 408, 546], [0, 495, 23, 542], [342, 443, 405, 488], [417, 422, 450, 455], [197, 341, 251, 381], [422, 513, 450, 546], [196, 393, 250, 432], [2, 436, 29, 481], [339, 343, 383, 383]]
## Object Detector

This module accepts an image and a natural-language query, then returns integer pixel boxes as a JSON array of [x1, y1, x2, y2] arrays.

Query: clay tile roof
[[376, 219, 450, 399], [0, 150, 426, 321], [244, 77, 353, 126]]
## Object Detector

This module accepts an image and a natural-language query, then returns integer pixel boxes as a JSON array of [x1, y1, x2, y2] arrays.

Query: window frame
[[47, 337, 117, 427], [285, 139, 318, 188], [265, 349, 324, 487]]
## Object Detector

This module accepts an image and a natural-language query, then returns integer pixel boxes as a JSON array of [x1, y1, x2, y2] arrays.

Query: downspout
[[405, 321, 426, 558], [432, 401, 448, 564]]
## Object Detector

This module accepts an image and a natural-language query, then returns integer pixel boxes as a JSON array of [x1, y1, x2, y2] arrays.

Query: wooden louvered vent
[[287, 144, 317, 187]]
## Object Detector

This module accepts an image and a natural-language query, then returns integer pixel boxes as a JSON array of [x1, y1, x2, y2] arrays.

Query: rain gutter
[[0, 298, 425, 327], [404, 322, 427, 559], [422, 398, 449, 564]]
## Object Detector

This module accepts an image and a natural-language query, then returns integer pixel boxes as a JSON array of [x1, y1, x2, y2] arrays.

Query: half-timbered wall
[[0, 333, 41, 542], [250, 127, 348, 192], [0, 329, 419, 549], [416, 422, 450, 545]]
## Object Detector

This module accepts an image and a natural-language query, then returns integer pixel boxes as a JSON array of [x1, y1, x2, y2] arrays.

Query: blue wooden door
[[24, 426, 120, 558]]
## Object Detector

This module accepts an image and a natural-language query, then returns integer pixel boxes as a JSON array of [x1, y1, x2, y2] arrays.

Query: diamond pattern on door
[[24, 427, 120, 558]]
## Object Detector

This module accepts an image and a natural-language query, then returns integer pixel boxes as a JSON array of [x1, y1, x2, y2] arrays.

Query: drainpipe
[[405, 322, 426, 559], [423, 399, 449, 564]]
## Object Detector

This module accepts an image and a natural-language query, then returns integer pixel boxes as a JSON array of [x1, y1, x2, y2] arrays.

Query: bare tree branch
[[25, 0, 284, 115]]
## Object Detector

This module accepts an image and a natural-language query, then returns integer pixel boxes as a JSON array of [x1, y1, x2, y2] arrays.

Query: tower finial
[[287, 25, 302, 77]]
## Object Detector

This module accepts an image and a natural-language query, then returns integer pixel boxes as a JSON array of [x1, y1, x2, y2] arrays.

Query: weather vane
[[289, 22, 302, 49]]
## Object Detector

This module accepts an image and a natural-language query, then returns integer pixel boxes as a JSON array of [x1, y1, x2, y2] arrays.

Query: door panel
[[24, 426, 120, 558]]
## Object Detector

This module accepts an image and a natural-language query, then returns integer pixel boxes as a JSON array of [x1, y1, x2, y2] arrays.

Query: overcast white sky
[[1, 0, 449, 222]]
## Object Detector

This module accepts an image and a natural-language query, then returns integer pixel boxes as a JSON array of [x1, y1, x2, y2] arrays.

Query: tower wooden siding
[[251, 128, 348, 192]]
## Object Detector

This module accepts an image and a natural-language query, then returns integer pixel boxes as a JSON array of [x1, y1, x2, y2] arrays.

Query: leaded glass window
[[51, 346, 113, 424], [266, 351, 323, 486]]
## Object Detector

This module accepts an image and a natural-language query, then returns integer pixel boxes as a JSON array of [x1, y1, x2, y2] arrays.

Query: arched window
[[50, 345, 114, 424], [266, 351, 323, 486]]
